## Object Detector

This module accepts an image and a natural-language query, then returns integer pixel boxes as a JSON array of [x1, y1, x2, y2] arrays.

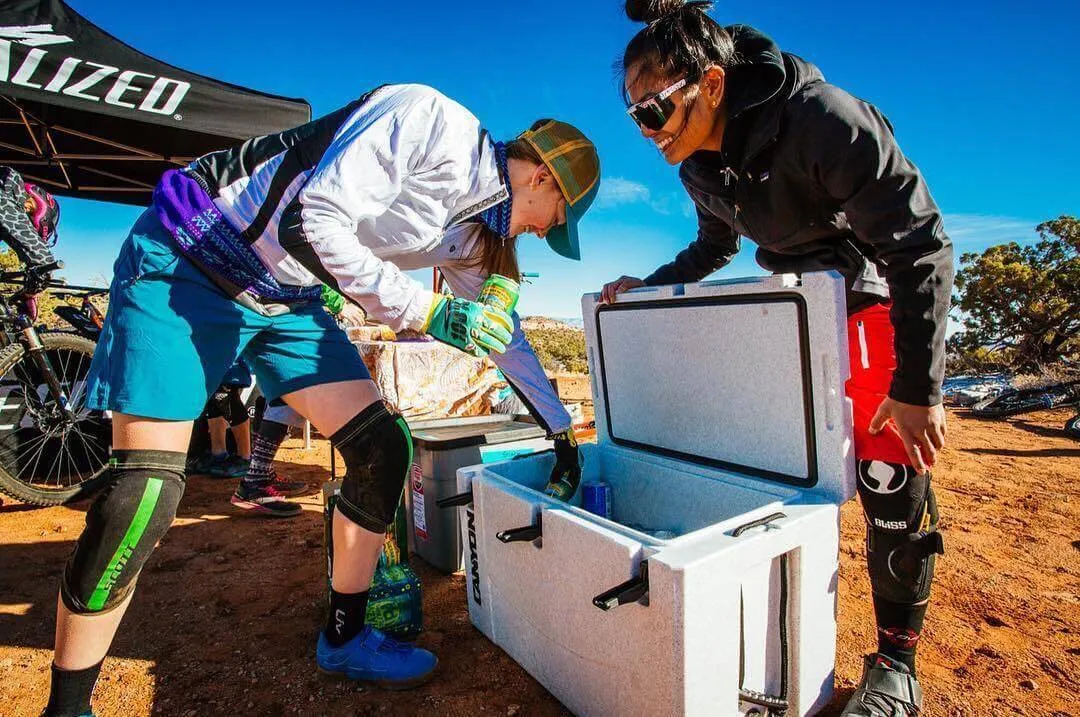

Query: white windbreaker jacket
[[186, 83, 572, 433]]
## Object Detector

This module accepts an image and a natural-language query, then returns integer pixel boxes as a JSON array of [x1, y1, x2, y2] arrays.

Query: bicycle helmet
[[22, 182, 59, 246]]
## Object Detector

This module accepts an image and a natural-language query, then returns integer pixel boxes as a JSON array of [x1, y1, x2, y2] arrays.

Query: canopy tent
[[0, 0, 310, 205]]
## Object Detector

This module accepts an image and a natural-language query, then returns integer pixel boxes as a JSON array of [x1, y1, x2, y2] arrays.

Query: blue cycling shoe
[[316, 626, 437, 689]]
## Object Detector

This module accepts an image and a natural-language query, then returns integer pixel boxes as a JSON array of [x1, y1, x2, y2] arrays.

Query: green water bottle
[[477, 274, 520, 315]]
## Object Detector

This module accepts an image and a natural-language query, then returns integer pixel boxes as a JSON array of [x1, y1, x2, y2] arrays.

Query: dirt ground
[[1, 407, 1077, 716]]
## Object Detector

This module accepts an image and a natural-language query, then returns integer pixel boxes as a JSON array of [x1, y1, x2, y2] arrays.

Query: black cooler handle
[[593, 560, 649, 610], [436, 491, 473, 508], [496, 512, 543, 543]]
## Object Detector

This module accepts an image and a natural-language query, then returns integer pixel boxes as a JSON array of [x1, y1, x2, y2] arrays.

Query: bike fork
[[21, 327, 77, 422]]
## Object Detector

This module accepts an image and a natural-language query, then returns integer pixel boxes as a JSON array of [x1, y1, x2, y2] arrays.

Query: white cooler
[[451, 272, 857, 717]]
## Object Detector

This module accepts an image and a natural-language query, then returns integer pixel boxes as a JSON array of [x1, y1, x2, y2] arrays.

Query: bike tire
[[0, 333, 111, 506], [970, 380, 1080, 418], [1066, 415, 1080, 440], [970, 390, 1045, 418]]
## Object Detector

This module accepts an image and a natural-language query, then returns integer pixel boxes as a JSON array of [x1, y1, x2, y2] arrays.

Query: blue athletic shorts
[[85, 209, 371, 421]]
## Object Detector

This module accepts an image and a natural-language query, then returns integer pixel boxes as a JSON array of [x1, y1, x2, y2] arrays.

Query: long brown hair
[[465, 121, 550, 282]]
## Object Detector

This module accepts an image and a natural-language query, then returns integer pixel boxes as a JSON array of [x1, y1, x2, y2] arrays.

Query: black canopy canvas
[[0, 0, 310, 204]]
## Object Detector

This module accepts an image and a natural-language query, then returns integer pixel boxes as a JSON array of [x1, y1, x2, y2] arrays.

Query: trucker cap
[[518, 120, 600, 261]]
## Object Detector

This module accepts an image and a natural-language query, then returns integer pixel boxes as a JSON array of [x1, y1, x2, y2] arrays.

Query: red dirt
[[1, 407, 1078, 716]]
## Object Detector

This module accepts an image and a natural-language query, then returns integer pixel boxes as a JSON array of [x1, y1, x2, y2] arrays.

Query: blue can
[[582, 481, 612, 519]]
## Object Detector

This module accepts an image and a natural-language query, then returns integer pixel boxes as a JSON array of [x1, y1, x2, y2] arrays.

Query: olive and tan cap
[[518, 120, 600, 260]]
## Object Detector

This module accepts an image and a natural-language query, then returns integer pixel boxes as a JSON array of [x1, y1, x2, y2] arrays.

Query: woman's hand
[[543, 430, 582, 501], [600, 275, 645, 304], [338, 303, 366, 327], [869, 398, 947, 474], [423, 294, 513, 357]]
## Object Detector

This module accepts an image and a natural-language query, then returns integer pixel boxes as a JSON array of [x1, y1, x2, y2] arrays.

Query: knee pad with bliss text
[[857, 459, 944, 604], [332, 402, 412, 534], [61, 450, 186, 613]]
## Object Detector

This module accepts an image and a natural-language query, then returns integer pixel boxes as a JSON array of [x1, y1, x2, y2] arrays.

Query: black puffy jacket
[[644, 26, 953, 406]]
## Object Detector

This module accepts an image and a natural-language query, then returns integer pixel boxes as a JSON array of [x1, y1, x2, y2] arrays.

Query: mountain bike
[[0, 266, 111, 505], [970, 379, 1080, 419]]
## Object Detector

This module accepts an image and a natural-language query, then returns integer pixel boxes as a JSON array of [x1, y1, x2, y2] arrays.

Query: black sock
[[324, 589, 370, 647], [45, 660, 102, 717], [873, 596, 928, 675]]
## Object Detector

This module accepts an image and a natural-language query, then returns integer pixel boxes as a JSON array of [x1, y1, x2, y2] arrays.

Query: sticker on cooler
[[411, 463, 427, 541]]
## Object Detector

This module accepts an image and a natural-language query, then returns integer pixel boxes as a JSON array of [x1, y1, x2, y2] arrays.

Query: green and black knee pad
[[331, 402, 413, 534], [61, 450, 187, 613]]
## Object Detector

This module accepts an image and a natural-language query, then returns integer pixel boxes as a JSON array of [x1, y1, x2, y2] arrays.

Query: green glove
[[423, 293, 513, 357], [321, 285, 345, 316]]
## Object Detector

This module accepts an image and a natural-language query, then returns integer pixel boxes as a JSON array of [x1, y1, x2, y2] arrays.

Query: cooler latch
[[593, 560, 649, 610]]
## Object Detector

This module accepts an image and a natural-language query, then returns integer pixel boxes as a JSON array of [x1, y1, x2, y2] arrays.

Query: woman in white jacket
[[45, 84, 600, 716]]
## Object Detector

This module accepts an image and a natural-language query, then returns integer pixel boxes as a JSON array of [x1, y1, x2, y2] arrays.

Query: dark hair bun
[[624, 0, 711, 24]]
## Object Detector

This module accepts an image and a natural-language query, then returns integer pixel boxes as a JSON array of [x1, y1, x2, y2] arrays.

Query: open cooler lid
[[409, 415, 546, 450], [581, 273, 854, 499]]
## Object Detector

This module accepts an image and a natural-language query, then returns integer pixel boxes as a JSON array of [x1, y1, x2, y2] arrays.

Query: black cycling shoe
[[841, 653, 923, 716]]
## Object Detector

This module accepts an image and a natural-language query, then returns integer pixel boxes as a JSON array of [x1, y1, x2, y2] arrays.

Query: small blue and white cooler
[[452, 272, 857, 716]]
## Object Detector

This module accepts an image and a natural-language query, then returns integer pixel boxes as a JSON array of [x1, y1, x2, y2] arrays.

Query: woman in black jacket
[[603, 2, 952, 714]]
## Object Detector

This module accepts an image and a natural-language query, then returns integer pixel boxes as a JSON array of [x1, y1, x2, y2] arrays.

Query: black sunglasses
[[626, 78, 688, 132]]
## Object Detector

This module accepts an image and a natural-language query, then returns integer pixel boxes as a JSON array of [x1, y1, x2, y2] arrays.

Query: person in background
[[229, 401, 308, 517], [229, 285, 365, 517], [189, 360, 253, 478], [46, 84, 596, 716], [604, 3, 952, 715], [0, 166, 60, 316]]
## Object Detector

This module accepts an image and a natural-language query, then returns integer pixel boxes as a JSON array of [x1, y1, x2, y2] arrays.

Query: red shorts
[[846, 303, 912, 467]]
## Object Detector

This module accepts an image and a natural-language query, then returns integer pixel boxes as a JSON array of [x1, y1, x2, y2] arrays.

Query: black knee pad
[[857, 459, 944, 604], [225, 387, 248, 427], [61, 450, 186, 614], [204, 386, 229, 420], [206, 386, 247, 427], [332, 402, 412, 534]]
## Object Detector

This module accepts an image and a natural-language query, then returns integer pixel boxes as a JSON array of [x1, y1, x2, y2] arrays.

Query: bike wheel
[[969, 389, 1044, 418], [0, 333, 111, 505], [1066, 414, 1080, 440]]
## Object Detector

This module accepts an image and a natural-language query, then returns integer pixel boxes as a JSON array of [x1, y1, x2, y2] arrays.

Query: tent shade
[[0, 0, 311, 204]]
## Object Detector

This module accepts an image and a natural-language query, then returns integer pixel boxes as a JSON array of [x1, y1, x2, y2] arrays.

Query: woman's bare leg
[[208, 416, 227, 455], [53, 414, 193, 670], [282, 380, 385, 592], [232, 419, 251, 460]]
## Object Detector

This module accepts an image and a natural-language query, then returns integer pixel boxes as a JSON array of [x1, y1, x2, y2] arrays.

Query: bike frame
[[0, 265, 77, 422]]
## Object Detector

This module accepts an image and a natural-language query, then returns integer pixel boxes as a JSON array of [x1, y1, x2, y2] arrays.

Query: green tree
[[953, 215, 1079, 371], [523, 326, 588, 374]]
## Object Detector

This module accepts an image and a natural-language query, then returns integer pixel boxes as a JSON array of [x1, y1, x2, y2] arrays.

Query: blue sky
[[52, 0, 1079, 319]]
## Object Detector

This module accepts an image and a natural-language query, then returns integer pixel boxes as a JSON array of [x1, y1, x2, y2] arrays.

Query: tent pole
[[79, 186, 150, 193], [43, 129, 74, 189], [79, 165, 153, 189], [15, 104, 45, 157], [0, 140, 37, 156], [51, 124, 162, 159], [18, 173, 68, 190], [53, 154, 193, 162]]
